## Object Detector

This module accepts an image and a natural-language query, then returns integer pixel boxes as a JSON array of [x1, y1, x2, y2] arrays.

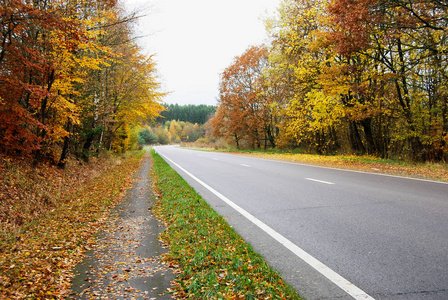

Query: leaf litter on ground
[[0, 151, 144, 299], [182, 144, 448, 182], [69, 151, 174, 299], [239, 152, 448, 182]]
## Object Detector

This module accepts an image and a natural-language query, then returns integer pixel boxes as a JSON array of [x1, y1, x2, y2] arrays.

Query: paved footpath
[[69, 152, 175, 299]]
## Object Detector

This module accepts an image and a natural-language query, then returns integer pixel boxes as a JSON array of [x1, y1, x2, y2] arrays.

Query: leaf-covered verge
[[0, 151, 144, 299], [182, 143, 448, 183], [228, 151, 448, 183], [150, 149, 301, 300]]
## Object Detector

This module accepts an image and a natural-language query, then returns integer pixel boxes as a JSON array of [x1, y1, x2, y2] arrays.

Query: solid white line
[[306, 178, 335, 185], [156, 151, 375, 300], [241, 164, 251, 167]]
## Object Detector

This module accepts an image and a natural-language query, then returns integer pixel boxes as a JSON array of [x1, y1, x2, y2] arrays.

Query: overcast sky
[[123, 0, 281, 106]]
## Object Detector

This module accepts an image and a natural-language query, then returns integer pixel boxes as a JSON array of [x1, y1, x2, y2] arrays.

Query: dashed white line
[[241, 164, 251, 167], [305, 178, 335, 185], [156, 151, 374, 300]]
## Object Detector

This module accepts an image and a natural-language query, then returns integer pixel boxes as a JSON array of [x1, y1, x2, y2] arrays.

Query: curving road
[[154, 145, 448, 300]]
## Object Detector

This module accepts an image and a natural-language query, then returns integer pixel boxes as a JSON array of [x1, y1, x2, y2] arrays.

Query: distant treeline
[[156, 104, 216, 124]]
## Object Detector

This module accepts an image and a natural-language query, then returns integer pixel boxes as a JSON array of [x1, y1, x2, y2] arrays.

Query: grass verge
[[0, 151, 145, 299], [181, 145, 448, 182], [234, 151, 448, 182], [150, 149, 301, 299]]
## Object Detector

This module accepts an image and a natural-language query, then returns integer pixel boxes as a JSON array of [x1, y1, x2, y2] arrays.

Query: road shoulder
[[69, 152, 175, 299]]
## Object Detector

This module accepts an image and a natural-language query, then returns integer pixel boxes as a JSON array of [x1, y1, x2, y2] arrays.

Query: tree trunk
[[234, 133, 240, 149], [360, 118, 377, 155], [58, 120, 72, 168], [58, 136, 71, 169], [83, 131, 95, 153], [266, 125, 276, 148], [348, 121, 365, 154], [441, 93, 448, 161], [410, 136, 426, 162], [329, 126, 340, 152]]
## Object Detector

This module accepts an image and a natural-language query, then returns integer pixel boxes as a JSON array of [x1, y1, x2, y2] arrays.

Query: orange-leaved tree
[[212, 45, 272, 149], [0, 0, 86, 155], [0, 0, 113, 160], [0, 0, 166, 165]]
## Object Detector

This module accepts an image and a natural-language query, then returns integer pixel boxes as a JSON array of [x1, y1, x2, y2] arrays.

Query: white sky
[[123, 0, 281, 106]]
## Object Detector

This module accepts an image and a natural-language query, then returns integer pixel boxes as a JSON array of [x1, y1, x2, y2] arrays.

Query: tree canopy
[[156, 104, 216, 125], [0, 0, 164, 166], [211, 0, 448, 161]]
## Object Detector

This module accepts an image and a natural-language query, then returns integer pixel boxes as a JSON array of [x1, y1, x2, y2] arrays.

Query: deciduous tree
[[212, 45, 271, 149], [0, 0, 166, 165], [329, 0, 448, 160]]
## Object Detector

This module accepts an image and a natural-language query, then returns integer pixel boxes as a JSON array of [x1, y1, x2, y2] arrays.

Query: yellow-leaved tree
[[267, 0, 344, 153]]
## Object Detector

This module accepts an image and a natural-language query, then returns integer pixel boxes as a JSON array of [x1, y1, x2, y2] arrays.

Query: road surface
[[154, 145, 448, 300]]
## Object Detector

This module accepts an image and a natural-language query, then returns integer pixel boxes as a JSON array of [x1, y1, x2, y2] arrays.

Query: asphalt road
[[154, 145, 448, 300]]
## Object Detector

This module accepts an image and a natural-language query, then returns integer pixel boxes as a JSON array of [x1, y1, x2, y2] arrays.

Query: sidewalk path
[[69, 151, 175, 299]]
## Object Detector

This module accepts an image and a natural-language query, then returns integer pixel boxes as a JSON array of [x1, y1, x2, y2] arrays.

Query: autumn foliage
[[0, 0, 164, 165], [212, 45, 275, 149], [212, 0, 448, 161], [0, 151, 142, 298]]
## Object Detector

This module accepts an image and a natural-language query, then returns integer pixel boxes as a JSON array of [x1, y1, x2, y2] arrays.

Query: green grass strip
[[150, 149, 301, 299]]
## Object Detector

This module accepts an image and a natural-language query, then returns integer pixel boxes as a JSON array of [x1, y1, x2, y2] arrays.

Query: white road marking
[[156, 151, 375, 300], [241, 164, 251, 167], [305, 178, 335, 185], [255, 156, 448, 185], [213, 158, 219, 161]]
